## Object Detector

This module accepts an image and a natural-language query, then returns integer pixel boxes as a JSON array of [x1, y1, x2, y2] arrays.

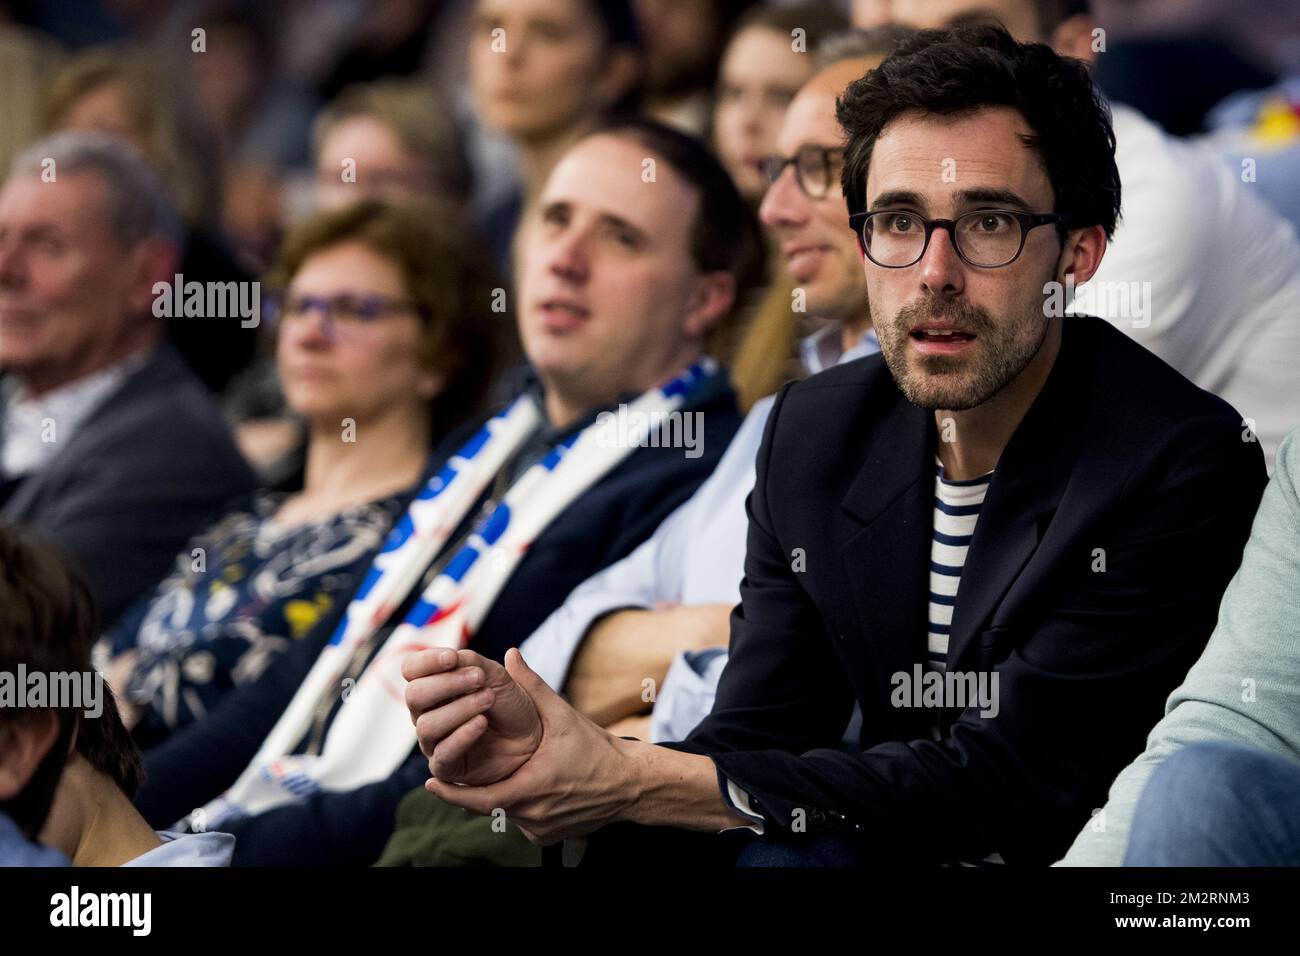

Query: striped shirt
[[931, 459, 1003, 865], [928, 459, 994, 737]]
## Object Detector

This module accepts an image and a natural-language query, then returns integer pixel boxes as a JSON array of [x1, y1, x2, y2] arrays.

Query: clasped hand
[[401, 647, 639, 844]]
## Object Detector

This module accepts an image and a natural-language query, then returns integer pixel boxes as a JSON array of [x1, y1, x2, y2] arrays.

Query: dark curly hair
[[837, 24, 1120, 239]]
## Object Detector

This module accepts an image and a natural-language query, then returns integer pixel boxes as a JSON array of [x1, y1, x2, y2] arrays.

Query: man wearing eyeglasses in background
[[404, 25, 1267, 866]]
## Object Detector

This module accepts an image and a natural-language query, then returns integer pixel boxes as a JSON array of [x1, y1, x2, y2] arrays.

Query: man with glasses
[[404, 26, 1267, 866], [883, 0, 1300, 472]]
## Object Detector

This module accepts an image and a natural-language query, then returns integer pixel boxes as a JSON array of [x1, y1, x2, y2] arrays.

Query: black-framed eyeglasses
[[848, 209, 1069, 268], [758, 145, 845, 199]]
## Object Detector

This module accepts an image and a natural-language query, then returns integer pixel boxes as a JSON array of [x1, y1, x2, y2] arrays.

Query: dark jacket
[[663, 316, 1267, 865], [137, 372, 743, 864], [1, 345, 256, 626]]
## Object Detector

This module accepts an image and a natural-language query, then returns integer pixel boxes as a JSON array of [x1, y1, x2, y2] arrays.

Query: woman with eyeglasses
[[95, 200, 499, 746], [710, 4, 848, 206]]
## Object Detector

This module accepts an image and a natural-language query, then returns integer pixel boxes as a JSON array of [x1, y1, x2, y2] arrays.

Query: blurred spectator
[[43, 46, 258, 393], [221, 78, 489, 476], [468, 0, 643, 275], [524, 38, 886, 756], [711, 3, 847, 205], [1089, 0, 1299, 135], [892, 0, 1300, 469], [0, 132, 255, 625], [44, 47, 222, 230], [230, 83, 495, 480], [0, 517, 228, 866], [379, 45, 892, 867], [0, 22, 65, 178], [173, 1, 316, 171], [901, 0, 1289, 135], [312, 79, 474, 213], [1201, 76, 1300, 231], [161, 1, 318, 272], [97, 201, 498, 744], [315, 0, 442, 101], [634, 0, 757, 134], [727, 25, 910, 410]]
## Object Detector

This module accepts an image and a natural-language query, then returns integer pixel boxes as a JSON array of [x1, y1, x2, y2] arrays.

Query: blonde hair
[[312, 79, 473, 200], [43, 46, 222, 229], [726, 270, 805, 413]]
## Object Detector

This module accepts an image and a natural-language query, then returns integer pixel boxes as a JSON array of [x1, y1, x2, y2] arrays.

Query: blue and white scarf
[[195, 361, 719, 828]]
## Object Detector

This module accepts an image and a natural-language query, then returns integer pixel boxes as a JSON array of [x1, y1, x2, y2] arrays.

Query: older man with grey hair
[[0, 131, 254, 625]]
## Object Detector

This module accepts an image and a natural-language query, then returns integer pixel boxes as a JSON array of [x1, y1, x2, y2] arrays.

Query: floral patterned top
[[97, 488, 409, 741]]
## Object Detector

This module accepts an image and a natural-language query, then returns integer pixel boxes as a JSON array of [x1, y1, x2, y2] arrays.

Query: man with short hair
[[374, 43, 894, 867], [521, 40, 894, 748], [134, 118, 759, 866], [0, 132, 255, 625], [405, 26, 1266, 866], [884, 0, 1300, 469]]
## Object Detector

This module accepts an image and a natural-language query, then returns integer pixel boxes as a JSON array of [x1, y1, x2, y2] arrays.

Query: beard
[[873, 292, 1049, 411]]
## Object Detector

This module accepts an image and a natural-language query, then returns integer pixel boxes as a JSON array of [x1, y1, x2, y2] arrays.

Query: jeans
[[1124, 741, 1300, 866]]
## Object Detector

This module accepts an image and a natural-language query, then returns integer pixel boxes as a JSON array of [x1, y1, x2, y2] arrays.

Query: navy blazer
[[137, 372, 742, 865], [660, 316, 1267, 865], [1, 345, 255, 626]]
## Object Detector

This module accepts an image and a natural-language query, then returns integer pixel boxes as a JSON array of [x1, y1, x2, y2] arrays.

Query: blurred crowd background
[[1, 0, 1296, 427]]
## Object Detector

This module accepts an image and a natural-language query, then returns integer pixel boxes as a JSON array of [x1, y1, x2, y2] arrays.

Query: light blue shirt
[[521, 327, 880, 741], [0, 811, 69, 867], [123, 830, 235, 867], [1202, 75, 1300, 233]]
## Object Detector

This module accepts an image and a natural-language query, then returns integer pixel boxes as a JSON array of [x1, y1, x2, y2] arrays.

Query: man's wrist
[[616, 740, 746, 832], [612, 734, 655, 826]]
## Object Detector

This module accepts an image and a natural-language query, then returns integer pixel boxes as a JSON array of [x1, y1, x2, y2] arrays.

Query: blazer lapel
[[945, 326, 1086, 669], [838, 390, 936, 700], [942, 465, 1052, 670]]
